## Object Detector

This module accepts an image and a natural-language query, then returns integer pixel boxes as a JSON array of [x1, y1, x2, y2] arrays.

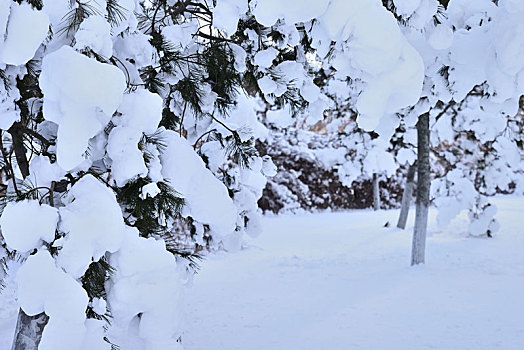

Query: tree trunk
[[372, 173, 380, 211], [11, 309, 48, 350], [397, 162, 417, 229], [411, 113, 430, 266]]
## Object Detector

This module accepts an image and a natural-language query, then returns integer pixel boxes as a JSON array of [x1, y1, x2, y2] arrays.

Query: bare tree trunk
[[373, 173, 380, 211], [411, 113, 430, 266], [11, 310, 48, 350], [397, 162, 417, 229]]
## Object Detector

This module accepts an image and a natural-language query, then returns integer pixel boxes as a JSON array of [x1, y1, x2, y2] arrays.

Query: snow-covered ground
[[1, 196, 523, 349], [183, 196, 524, 350]]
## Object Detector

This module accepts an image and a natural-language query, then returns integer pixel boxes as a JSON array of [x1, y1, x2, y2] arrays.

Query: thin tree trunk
[[373, 173, 380, 211], [411, 113, 430, 266], [11, 309, 48, 350], [397, 162, 417, 229]]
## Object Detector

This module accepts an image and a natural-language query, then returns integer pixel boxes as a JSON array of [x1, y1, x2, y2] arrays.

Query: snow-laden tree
[[380, 0, 524, 262], [249, 0, 524, 264], [0, 0, 280, 348]]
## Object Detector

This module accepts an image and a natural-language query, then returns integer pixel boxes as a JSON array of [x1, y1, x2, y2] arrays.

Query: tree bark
[[411, 113, 430, 266], [11, 309, 48, 350], [372, 173, 380, 211], [397, 162, 417, 229]]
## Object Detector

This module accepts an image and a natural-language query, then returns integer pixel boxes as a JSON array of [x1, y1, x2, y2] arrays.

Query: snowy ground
[[183, 196, 524, 350], [1, 196, 523, 349]]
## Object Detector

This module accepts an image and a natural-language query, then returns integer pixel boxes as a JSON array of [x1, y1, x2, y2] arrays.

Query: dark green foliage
[[203, 43, 241, 114], [208, 131, 258, 169], [140, 67, 166, 94], [59, 1, 102, 36], [164, 236, 202, 273], [116, 178, 184, 237], [160, 106, 180, 130], [225, 135, 257, 169], [81, 258, 114, 322], [16, 0, 43, 10], [175, 76, 204, 116], [274, 85, 309, 115], [0, 250, 20, 293], [106, 0, 128, 27], [0, 69, 9, 93]]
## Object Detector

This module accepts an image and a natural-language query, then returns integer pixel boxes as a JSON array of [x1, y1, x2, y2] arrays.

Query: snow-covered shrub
[[257, 127, 404, 214]]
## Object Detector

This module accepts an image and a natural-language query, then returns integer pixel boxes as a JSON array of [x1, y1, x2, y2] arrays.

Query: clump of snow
[[107, 227, 184, 349], [16, 249, 88, 349], [0, 200, 58, 252], [91, 298, 107, 316], [257, 76, 278, 95], [393, 0, 421, 17], [254, 47, 278, 68], [213, 0, 248, 35], [266, 107, 294, 129], [0, 2, 49, 66], [252, 0, 329, 27], [140, 182, 161, 199], [110, 0, 138, 36], [108, 88, 163, 186], [310, 0, 425, 132], [160, 130, 237, 236], [162, 21, 198, 48], [428, 24, 454, 50], [56, 175, 125, 278], [27, 155, 66, 190], [212, 91, 268, 141], [107, 127, 147, 186], [74, 16, 113, 58], [40, 46, 126, 170], [433, 169, 477, 227], [362, 147, 397, 177], [229, 43, 247, 72]]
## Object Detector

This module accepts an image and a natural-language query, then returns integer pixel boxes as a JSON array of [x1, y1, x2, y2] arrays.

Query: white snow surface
[[1, 197, 524, 349], [74, 15, 113, 58], [0, 200, 58, 252], [183, 196, 524, 349]]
